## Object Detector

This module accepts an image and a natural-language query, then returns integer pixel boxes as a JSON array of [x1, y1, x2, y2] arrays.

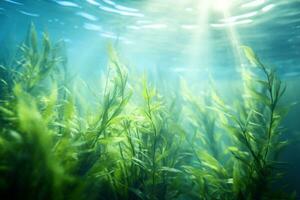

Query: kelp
[[0, 25, 297, 200]]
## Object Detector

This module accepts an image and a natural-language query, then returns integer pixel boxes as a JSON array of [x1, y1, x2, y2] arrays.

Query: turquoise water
[[1, 0, 300, 199], [1, 0, 300, 77]]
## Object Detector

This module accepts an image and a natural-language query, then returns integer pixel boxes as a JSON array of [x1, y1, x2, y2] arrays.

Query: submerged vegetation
[[0, 25, 297, 200]]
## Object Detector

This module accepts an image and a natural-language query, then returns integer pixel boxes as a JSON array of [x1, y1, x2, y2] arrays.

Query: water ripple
[[55, 1, 80, 8], [18, 10, 39, 17], [76, 12, 98, 21], [99, 4, 144, 17], [4, 0, 23, 6], [83, 23, 102, 31]]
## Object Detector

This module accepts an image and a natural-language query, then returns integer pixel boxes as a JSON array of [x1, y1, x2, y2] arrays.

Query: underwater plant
[[205, 46, 295, 200], [0, 24, 297, 200], [0, 24, 67, 200], [181, 87, 232, 200]]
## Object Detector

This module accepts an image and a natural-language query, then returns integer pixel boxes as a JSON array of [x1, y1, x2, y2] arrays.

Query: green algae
[[0, 25, 297, 200]]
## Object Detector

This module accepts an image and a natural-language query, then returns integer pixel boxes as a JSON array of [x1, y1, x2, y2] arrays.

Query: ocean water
[[0, 0, 300, 199]]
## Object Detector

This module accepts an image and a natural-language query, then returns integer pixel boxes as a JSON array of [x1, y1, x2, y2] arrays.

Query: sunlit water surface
[[1, 0, 300, 78]]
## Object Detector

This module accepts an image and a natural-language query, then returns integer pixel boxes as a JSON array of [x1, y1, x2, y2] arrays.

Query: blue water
[[1, 0, 300, 77], [1, 0, 300, 196]]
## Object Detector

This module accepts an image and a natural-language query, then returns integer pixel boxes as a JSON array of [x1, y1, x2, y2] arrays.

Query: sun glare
[[213, 0, 233, 12]]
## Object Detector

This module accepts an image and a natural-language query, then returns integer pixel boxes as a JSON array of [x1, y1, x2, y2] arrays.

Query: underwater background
[[0, 0, 300, 199]]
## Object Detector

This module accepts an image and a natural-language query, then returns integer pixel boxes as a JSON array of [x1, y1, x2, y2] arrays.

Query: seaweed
[[0, 24, 67, 200], [220, 46, 295, 200], [182, 87, 232, 200], [0, 25, 297, 200]]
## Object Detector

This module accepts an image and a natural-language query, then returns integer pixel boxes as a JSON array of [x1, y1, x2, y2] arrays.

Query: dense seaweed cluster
[[0, 25, 296, 200]]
